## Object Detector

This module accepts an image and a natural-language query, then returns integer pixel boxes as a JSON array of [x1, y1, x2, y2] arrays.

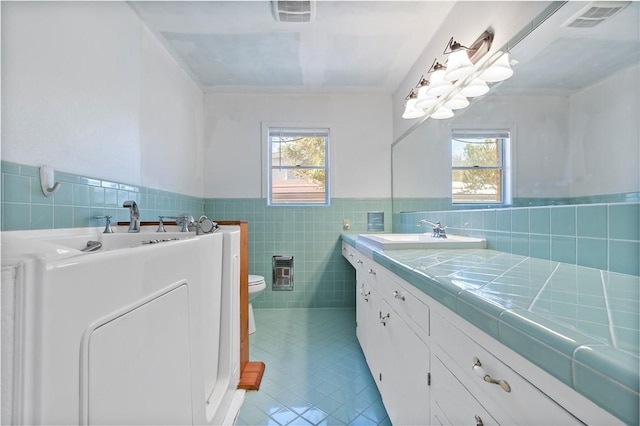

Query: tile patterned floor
[[236, 308, 390, 426]]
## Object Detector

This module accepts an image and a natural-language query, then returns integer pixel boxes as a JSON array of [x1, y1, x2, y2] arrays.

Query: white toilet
[[248, 275, 266, 334]]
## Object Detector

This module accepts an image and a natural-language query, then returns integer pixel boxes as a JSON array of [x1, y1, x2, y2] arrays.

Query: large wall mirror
[[392, 1, 639, 217]]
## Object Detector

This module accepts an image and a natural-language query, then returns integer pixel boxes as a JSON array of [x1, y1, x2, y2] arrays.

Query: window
[[267, 126, 330, 205], [451, 130, 510, 204]]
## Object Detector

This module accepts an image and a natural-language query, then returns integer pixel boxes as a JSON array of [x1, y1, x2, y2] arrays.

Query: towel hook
[[40, 165, 61, 197]]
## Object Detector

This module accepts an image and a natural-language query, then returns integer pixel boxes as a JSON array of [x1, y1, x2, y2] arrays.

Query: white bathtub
[[1, 225, 242, 425]]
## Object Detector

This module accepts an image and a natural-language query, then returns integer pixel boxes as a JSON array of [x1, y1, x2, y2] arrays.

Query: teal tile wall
[[395, 200, 640, 276], [2, 160, 391, 309], [1, 161, 203, 230], [205, 198, 392, 309]]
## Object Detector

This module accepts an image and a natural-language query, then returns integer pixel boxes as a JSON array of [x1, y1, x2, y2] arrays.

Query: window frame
[[263, 123, 331, 206], [451, 129, 511, 205]]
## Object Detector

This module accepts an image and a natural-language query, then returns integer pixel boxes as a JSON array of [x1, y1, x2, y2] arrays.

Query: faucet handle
[[157, 216, 167, 233], [94, 215, 114, 234]]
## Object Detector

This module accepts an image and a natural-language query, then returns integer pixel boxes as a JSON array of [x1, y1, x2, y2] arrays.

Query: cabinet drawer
[[377, 269, 430, 338], [341, 242, 363, 268], [432, 313, 581, 426], [432, 355, 498, 426]]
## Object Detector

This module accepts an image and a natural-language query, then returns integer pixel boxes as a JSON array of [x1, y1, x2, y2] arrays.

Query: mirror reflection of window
[[451, 130, 510, 204]]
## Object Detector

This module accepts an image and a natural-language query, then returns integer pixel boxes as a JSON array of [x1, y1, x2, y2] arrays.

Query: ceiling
[[493, 1, 640, 96], [128, 1, 456, 94]]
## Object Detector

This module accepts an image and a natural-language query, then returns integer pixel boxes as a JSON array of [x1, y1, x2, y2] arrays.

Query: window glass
[[451, 131, 508, 204], [268, 127, 330, 205]]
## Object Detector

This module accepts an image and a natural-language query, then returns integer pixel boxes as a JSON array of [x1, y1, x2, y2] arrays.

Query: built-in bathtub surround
[[394, 199, 640, 276], [205, 198, 392, 309], [1, 161, 204, 231], [1, 161, 391, 309]]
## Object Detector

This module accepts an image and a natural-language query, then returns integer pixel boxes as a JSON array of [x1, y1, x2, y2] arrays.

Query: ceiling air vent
[[271, 1, 316, 23], [562, 1, 630, 28]]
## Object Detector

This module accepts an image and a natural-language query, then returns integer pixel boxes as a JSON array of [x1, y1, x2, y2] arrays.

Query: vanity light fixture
[[443, 93, 470, 110], [425, 60, 454, 97], [478, 51, 514, 82], [459, 77, 490, 97], [401, 29, 513, 120], [414, 75, 438, 109], [443, 38, 477, 82], [402, 90, 427, 119], [430, 106, 454, 119]]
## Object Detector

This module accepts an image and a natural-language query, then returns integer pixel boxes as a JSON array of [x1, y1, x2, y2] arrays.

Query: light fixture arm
[[443, 37, 470, 55]]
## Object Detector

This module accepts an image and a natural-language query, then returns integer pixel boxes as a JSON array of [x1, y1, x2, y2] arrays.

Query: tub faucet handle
[[94, 215, 114, 234], [157, 216, 167, 233]]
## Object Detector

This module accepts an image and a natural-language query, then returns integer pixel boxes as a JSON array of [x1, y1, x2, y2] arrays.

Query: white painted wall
[[1, 2, 204, 197], [203, 93, 392, 198], [568, 64, 640, 197], [392, 96, 570, 199]]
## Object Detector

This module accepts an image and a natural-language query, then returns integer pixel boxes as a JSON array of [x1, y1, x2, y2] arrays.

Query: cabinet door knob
[[392, 290, 405, 301], [475, 415, 484, 426], [473, 357, 511, 392]]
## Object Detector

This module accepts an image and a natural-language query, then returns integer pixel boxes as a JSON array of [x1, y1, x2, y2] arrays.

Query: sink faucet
[[122, 200, 140, 233], [417, 219, 447, 238]]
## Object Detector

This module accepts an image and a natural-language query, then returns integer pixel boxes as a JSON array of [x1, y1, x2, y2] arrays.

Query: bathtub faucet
[[122, 200, 140, 233], [176, 214, 195, 232]]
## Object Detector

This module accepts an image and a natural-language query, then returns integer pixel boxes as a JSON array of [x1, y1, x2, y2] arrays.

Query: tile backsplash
[[395, 201, 640, 276], [1, 161, 203, 230]]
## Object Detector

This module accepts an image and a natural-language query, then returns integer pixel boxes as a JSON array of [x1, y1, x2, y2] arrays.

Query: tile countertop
[[341, 233, 639, 425]]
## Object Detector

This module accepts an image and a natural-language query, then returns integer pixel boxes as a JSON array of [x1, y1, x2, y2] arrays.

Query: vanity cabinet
[[431, 312, 582, 425], [354, 254, 430, 425], [344, 243, 590, 426]]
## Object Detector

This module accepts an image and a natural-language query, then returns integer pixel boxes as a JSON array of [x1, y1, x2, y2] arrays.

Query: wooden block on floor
[[238, 361, 266, 390]]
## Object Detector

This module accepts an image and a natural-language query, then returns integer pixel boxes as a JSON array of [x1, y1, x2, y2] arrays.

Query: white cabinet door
[[376, 298, 430, 425], [355, 278, 376, 360], [431, 355, 498, 426]]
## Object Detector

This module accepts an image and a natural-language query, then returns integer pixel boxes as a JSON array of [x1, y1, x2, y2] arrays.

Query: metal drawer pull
[[356, 259, 363, 264], [475, 415, 483, 426], [380, 312, 390, 325], [348, 253, 354, 257], [392, 290, 405, 301], [368, 268, 376, 275], [473, 357, 511, 392], [359, 284, 370, 301]]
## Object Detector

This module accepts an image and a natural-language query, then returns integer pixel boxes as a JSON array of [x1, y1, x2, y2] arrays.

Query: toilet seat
[[249, 275, 265, 286]]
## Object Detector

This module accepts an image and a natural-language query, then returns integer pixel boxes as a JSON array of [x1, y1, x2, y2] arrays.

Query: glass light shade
[[443, 93, 469, 110], [479, 52, 514, 82], [415, 85, 438, 109], [459, 78, 490, 97], [427, 69, 454, 97], [444, 49, 476, 82], [415, 96, 438, 110], [430, 107, 454, 120], [402, 98, 426, 119]]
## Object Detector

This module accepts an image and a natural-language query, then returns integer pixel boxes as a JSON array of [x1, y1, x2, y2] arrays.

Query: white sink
[[358, 233, 486, 250]]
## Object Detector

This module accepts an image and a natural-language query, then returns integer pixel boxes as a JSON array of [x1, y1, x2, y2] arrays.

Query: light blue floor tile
[[237, 308, 389, 426]]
